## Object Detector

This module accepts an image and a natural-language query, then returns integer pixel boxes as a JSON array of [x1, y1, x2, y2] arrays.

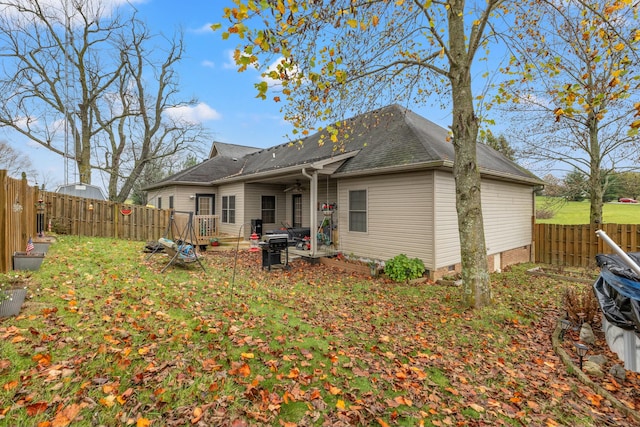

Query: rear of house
[[145, 105, 541, 279]]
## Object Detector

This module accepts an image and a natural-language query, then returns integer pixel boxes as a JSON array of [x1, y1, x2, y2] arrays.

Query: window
[[261, 196, 276, 224], [222, 195, 236, 224], [349, 190, 367, 232], [157, 197, 162, 209], [169, 196, 174, 209]]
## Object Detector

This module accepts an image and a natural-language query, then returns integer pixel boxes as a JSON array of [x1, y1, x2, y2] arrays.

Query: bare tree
[[0, 0, 207, 201], [499, 0, 640, 225], [0, 140, 35, 179]]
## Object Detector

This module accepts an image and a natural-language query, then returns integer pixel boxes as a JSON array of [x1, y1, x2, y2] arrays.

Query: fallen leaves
[[51, 403, 84, 427], [2, 240, 639, 426]]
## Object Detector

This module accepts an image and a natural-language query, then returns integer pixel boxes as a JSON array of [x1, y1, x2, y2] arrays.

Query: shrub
[[535, 209, 555, 219], [562, 285, 599, 325], [384, 254, 425, 282]]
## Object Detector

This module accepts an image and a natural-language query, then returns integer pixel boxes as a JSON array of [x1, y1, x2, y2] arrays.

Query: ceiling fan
[[284, 180, 306, 193]]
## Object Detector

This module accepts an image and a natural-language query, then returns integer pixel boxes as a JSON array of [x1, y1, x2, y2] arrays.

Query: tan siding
[[433, 172, 461, 267], [482, 179, 534, 254], [245, 184, 288, 234], [337, 171, 434, 268], [146, 186, 175, 209], [433, 173, 535, 269], [176, 186, 216, 213], [146, 185, 216, 213], [219, 182, 245, 237]]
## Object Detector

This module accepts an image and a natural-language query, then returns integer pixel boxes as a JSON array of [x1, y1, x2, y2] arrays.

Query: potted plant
[[13, 251, 45, 270], [13, 237, 46, 270], [0, 275, 28, 317], [210, 237, 220, 247]]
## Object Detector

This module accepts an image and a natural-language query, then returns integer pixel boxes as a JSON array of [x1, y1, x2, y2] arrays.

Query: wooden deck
[[288, 246, 337, 260]]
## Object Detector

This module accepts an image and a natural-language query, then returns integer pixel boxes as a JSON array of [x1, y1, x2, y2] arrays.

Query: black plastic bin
[[593, 252, 640, 371], [594, 252, 640, 331]]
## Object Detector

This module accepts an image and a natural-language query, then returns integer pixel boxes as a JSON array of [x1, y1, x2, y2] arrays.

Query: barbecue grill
[[259, 234, 289, 270]]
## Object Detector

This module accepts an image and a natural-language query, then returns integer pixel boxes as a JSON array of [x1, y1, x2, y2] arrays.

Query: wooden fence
[[0, 171, 36, 273], [0, 171, 171, 273], [534, 223, 640, 268]]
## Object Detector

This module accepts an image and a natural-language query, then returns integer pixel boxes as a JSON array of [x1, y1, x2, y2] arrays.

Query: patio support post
[[302, 168, 318, 257]]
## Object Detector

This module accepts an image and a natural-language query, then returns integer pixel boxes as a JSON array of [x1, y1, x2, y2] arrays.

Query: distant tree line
[[541, 170, 640, 202]]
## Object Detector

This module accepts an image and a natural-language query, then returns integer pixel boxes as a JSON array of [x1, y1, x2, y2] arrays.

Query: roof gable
[[209, 141, 261, 159]]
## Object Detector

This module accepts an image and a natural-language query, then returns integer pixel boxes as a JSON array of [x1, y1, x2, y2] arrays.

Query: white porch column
[[309, 170, 318, 256]]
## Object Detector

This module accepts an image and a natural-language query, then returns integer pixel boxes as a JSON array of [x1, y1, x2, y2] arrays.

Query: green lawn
[[536, 196, 640, 224], [0, 236, 634, 426]]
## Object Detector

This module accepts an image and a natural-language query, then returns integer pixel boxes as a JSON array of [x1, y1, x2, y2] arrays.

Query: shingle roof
[[237, 104, 538, 183], [209, 141, 261, 159], [147, 104, 540, 188]]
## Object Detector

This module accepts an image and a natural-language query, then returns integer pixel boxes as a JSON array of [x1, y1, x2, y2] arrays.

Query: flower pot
[[33, 241, 52, 254], [13, 252, 45, 271], [0, 288, 27, 317]]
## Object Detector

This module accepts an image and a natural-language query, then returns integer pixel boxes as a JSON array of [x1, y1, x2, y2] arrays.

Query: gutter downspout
[[301, 168, 318, 257]]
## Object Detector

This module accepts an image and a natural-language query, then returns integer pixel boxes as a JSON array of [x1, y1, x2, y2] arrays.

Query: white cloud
[[164, 103, 221, 124], [201, 60, 215, 69], [191, 23, 216, 34], [261, 57, 301, 89], [223, 50, 238, 69]]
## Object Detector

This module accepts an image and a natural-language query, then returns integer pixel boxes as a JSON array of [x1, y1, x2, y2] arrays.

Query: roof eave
[[333, 160, 544, 186], [142, 180, 217, 191]]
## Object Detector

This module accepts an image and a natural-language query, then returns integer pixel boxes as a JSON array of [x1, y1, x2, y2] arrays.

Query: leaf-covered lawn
[[0, 236, 637, 426]]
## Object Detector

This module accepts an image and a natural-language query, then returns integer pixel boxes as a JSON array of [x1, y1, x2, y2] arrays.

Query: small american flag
[[26, 237, 34, 254]]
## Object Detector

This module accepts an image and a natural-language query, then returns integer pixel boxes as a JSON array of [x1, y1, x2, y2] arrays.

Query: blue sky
[[1, 0, 484, 190]]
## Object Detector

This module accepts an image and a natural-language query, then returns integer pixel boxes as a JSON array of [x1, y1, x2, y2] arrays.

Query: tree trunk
[[588, 113, 603, 226], [77, 102, 92, 184], [448, 1, 491, 308]]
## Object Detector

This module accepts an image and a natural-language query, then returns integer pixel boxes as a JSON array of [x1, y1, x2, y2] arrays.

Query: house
[[56, 183, 106, 200], [144, 104, 542, 279]]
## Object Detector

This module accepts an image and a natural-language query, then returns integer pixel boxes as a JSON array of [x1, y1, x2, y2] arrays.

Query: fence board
[[534, 223, 640, 268]]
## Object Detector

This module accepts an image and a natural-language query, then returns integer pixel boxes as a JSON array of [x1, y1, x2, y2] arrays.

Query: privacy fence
[[533, 223, 640, 268], [1, 171, 170, 273]]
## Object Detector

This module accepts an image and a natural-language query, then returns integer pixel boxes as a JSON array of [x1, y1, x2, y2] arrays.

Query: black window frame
[[261, 195, 276, 224]]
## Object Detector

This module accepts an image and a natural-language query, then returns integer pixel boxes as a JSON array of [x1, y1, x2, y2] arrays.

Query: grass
[[536, 196, 640, 224], [0, 236, 634, 426]]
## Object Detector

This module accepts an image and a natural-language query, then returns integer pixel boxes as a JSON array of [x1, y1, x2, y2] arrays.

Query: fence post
[[114, 203, 118, 239], [0, 170, 7, 272]]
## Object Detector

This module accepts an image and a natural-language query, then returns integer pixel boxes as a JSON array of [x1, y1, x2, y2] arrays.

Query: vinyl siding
[[482, 179, 534, 254], [146, 185, 216, 213], [433, 171, 461, 268], [244, 183, 288, 235], [337, 171, 434, 268], [433, 172, 534, 269], [218, 182, 245, 237]]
